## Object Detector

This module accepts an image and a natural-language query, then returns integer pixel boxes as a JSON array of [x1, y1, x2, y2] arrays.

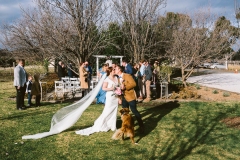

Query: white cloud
[[0, 0, 35, 24], [161, 0, 236, 25]]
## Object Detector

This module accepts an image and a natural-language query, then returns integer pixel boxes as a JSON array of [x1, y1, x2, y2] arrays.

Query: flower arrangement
[[112, 85, 123, 97], [112, 84, 123, 104]]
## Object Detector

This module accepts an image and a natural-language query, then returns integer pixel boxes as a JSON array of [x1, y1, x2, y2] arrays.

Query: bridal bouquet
[[112, 85, 123, 104], [112, 85, 123, 97]]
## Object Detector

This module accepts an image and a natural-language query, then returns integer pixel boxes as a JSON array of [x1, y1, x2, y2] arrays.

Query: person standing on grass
[[138, 59, 146, 100], [79, 62, 88, 97], [143, 60, 152, 102], [31, 74, 41, 107], [14, 59, 27, 110], [121, 58, 133, 75], [57, 61, 66, 80], [26, 75, 33, 107], [84, 61, 92, 93], [67, 62, 73, 78], [96, 63, 108, 104]]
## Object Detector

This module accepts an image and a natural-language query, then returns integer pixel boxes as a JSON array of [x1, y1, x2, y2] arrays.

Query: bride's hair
[[106, 67, 113, 76]]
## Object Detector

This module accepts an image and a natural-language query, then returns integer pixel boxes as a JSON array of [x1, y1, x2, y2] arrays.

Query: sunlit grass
[[1, 79, 240, 159]]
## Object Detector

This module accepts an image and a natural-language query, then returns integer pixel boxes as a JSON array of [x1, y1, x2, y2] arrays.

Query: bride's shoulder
[[104, 77, 110, 82]]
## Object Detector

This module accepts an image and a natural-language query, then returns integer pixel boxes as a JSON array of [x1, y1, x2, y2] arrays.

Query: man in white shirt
[[138, 60, 146, 100], [14, 59, 27, 110]]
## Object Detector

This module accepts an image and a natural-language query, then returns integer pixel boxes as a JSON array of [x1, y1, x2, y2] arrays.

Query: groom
[[115, 65, 145, 133]]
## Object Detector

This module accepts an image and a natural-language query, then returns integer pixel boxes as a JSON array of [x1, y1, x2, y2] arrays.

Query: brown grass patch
[[221, 117, 240, 129]]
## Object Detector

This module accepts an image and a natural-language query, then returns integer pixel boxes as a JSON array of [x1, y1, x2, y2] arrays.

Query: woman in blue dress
[[96, 64, 108, 104]]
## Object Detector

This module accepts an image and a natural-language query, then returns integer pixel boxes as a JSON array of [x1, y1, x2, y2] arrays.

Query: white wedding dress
[[22, 74, 107, 139], [75, 76, 119, 136]]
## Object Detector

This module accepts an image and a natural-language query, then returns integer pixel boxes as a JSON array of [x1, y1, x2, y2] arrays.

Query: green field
[[1, 68, 240, 160]]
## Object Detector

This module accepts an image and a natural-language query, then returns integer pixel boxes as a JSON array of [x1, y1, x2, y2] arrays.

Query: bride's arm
[[102, 82, 114, 91]]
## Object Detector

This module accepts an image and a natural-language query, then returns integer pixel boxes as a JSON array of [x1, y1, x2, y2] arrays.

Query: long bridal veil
[[22, 74, 107, 139]]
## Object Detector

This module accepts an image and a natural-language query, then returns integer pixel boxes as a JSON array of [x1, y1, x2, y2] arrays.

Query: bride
[[22, 67, 118, 139], [75, 67, 119, 136]]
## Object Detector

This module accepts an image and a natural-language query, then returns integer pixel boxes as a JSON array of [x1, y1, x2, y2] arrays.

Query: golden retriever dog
[[112, 108, 135, 144]]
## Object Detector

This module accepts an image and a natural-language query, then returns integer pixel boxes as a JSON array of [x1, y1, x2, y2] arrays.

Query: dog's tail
[[112, 129, 123, 140]]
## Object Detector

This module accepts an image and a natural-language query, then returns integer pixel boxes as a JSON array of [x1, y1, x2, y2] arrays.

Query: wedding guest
[[133, 63, 140, 98], [96, 64, 108, 104], [31, 74, 41, 107], [67, 62, 73, 78], [111, 61, 116, 69], [26, 75, 33, 107], [121, 58, 133, 75], [138, 59, 146, 100], [115, 65, 145, 133], [61, 62, 66, 77], [57, 61, 64, 80], [143, 60, 152, 102], [79, 62, 88, 97], [153, 61, 161, 98], [14, 59, 27, 110], [85, 61, 92, 93], [97, 63, 108, 79]]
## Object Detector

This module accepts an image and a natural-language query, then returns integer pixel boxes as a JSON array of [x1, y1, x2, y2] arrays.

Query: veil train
[[22, 74, 107, 139]]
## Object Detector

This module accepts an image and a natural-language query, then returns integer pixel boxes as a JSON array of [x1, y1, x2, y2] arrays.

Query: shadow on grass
[[0, 101, 69, 120], [135, 101, 180, 143], [147, 102, 240, 160]]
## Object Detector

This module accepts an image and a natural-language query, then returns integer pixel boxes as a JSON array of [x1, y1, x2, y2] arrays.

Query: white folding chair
[[55, 81, 65, 98], [64, 81, 74, 93], [62, 77, 70, 82], [72, 81, 81, 92], [90, 80, 98, 90], [70, 78, 78, 81]]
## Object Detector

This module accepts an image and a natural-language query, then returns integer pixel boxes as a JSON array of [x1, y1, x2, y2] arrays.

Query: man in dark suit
[[115, 65, 145, 133], [121, 58, 133, 75], [57, 61, 64, 80], [14, 59, 27, 110]]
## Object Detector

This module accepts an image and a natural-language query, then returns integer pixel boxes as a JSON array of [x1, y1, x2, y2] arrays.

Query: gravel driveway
[[187, 69, 240, 94]]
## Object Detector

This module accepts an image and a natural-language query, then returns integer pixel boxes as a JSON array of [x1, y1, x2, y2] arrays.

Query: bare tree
[[166, 10, 237, 87], [1, 0, 110, 73], [235, 0, 240, 29], [111, 0, 166, 62]]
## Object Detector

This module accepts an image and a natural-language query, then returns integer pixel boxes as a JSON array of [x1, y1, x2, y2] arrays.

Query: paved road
[[187, 70, 240, 93]]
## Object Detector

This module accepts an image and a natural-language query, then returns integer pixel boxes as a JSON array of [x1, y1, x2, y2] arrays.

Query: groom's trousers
[[122, 97, 144, 127]]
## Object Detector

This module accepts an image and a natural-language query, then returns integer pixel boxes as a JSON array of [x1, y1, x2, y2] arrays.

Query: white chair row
[[56, 76, 99, 98], [55, 80, 81, 97], [61, 77, 79, 82]]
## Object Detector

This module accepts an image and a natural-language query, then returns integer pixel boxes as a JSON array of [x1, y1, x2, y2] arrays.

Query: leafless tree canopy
[[111, 0, 167, 62], [165, 10, 237, 87], [1, 0, 109, 68]]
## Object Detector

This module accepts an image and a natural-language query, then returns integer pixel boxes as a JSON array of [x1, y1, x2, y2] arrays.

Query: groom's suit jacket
[[122, 73, 136, 102]]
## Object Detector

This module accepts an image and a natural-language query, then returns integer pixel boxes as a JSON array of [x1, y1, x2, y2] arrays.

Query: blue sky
[[0, 0, 238, 50], [0, 0, 237, 25], [163, 0, 237, 26]]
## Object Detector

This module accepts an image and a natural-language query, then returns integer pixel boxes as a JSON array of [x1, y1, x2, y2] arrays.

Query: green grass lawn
[[1, 80, 240, 160]]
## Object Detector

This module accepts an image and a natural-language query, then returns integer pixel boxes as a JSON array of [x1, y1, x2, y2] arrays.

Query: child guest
[[31, 74, 41, 107], [26, 75, 33, 107]]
